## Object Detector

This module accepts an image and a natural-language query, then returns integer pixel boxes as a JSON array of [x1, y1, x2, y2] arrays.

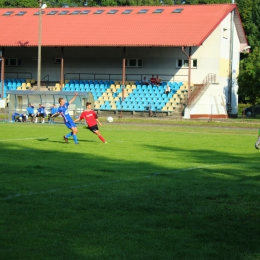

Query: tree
[[237, 0, 260, 48], [0, 0, 38, 7], [237, 46, 260, 116]]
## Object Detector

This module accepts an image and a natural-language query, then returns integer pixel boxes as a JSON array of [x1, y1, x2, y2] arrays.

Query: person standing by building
[[150, 75, 156, 85], [142, 76, 149, 86], [74, 102, 107, 143], [35, 104, 46, 123], [26, 103, 35, 123], [155, 75, 161, 86], [48, 104, 58, 123], [51, 93, 79, 144]]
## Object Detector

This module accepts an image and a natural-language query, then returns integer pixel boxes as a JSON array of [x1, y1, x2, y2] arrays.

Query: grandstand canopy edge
[[6, 90, 93, 116]]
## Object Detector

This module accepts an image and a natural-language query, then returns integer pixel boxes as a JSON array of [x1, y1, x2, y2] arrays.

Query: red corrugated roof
[[0, 4, 247, 47]]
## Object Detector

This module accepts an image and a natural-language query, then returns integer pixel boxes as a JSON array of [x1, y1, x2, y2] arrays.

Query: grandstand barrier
[[4, 80, 189, 116], [6, 90, 93, 121]]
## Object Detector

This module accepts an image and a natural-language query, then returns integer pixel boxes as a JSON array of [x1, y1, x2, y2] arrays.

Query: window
[[70, 10, 80, 15], [3, 11, 13, 16], [138, 9, 148, 14], [176, 59, 197, 68], [125, 59, 142, 68], [80, 10, 91, 14], [55, 58, 61, 64], [16, 11, 27, 16], [153, 9, 164, 13], [122, 10, 133, 14], [34, 11, 46, 15], [58, 11, 69, 15], [5, 58, 21, 67], [223, 28, 228, 39], [172, 8, 183, 13], [47, 11, 58, 15], [94, 10, 105, 14], [107, 10, 118, 14]]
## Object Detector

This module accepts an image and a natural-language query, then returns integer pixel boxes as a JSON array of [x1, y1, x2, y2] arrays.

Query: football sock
[[73, 134, 78, 143], [35, 118, 38, 123], [98, 135, 106, 143], [65, 132, 73, 139]]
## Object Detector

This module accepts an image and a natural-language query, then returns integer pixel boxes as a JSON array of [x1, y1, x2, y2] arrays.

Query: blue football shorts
[[65, 120, 76, 129]]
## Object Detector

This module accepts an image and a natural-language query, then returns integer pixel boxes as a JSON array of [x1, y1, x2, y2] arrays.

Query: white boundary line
[[1, 163, 224, 201], [0, 137, 46, 142]]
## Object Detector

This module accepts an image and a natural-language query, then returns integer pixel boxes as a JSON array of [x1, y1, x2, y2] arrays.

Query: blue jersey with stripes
[[58, 102, 72, 123]]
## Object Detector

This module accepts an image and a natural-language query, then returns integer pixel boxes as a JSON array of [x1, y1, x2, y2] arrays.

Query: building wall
[[186, 12, 240, 118], [2, 12, 241, 117], [3, 46, 202, 84]]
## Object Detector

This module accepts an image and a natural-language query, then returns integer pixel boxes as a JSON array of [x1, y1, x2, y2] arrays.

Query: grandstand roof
[[0, 4, 247, 47]]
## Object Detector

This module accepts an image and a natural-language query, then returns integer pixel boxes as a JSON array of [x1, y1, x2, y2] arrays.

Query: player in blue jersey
[[26, 103, 35, 123], [11, 112, 27, 122], [52, 93, 79, 144], [48, 104, 58, 123], [35, 104, 46, 123]]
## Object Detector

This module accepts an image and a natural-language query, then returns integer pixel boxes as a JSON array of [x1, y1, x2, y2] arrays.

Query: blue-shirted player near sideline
[[48, 104, 58, 123], [26, 103, 35, 123], [52, 92, 79, 144], [11, 112, 27, 122]]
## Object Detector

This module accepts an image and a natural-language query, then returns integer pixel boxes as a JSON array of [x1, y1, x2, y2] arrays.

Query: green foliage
[[0, 0, 38, 7], [238, 0, 260, 48], [238, 46, 260, 116]]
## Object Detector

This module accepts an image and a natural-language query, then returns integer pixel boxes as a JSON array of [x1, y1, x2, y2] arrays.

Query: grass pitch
[[0, 120, 260, 260]]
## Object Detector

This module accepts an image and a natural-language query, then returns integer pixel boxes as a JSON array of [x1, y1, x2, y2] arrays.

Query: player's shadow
[[76, 139, 97, 143], [46, 139, 97, 144], [37, 138, 49, 142]]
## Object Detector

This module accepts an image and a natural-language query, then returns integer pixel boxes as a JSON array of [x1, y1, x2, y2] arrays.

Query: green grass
[[0, 121, 260, 260]]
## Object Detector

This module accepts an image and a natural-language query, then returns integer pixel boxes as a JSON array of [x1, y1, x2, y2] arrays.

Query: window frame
[[176, 59, 197, 69], [125, 58, 142, 68], [5, 58, 22, 67]]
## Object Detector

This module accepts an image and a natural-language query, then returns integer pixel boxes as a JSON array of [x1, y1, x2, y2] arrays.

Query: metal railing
[[0, 72, 33, 80], [188, 73, 217, 106], [40, 74, 50, 88], [64, 72, 188, 84]]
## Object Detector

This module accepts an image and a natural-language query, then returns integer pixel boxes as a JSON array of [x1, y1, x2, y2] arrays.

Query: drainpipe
[[0, 48, 4, 100], [60, 47, 64, 89], [227, 4, 235, 114], [181, 47, 191, 103], [120, 47, 126, 118]]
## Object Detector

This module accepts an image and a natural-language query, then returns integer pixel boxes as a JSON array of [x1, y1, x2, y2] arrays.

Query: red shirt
[[150, 77, 156, 84], [79, 110, 98, 127]]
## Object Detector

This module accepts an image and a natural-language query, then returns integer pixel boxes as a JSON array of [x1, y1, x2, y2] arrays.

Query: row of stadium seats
[[1, 78, 187, 112], [91, 82, 187, 112], [3, 78, 27, 84]]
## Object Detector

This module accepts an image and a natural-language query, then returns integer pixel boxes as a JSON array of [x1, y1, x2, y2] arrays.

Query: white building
[[0, 4, 248, 118]]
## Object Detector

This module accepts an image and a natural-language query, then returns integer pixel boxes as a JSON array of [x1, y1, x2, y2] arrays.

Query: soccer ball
[[107, 116, 113, 123]]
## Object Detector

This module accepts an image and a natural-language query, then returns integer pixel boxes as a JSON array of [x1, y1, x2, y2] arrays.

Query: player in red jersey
[[74, 102, 107, 143]]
